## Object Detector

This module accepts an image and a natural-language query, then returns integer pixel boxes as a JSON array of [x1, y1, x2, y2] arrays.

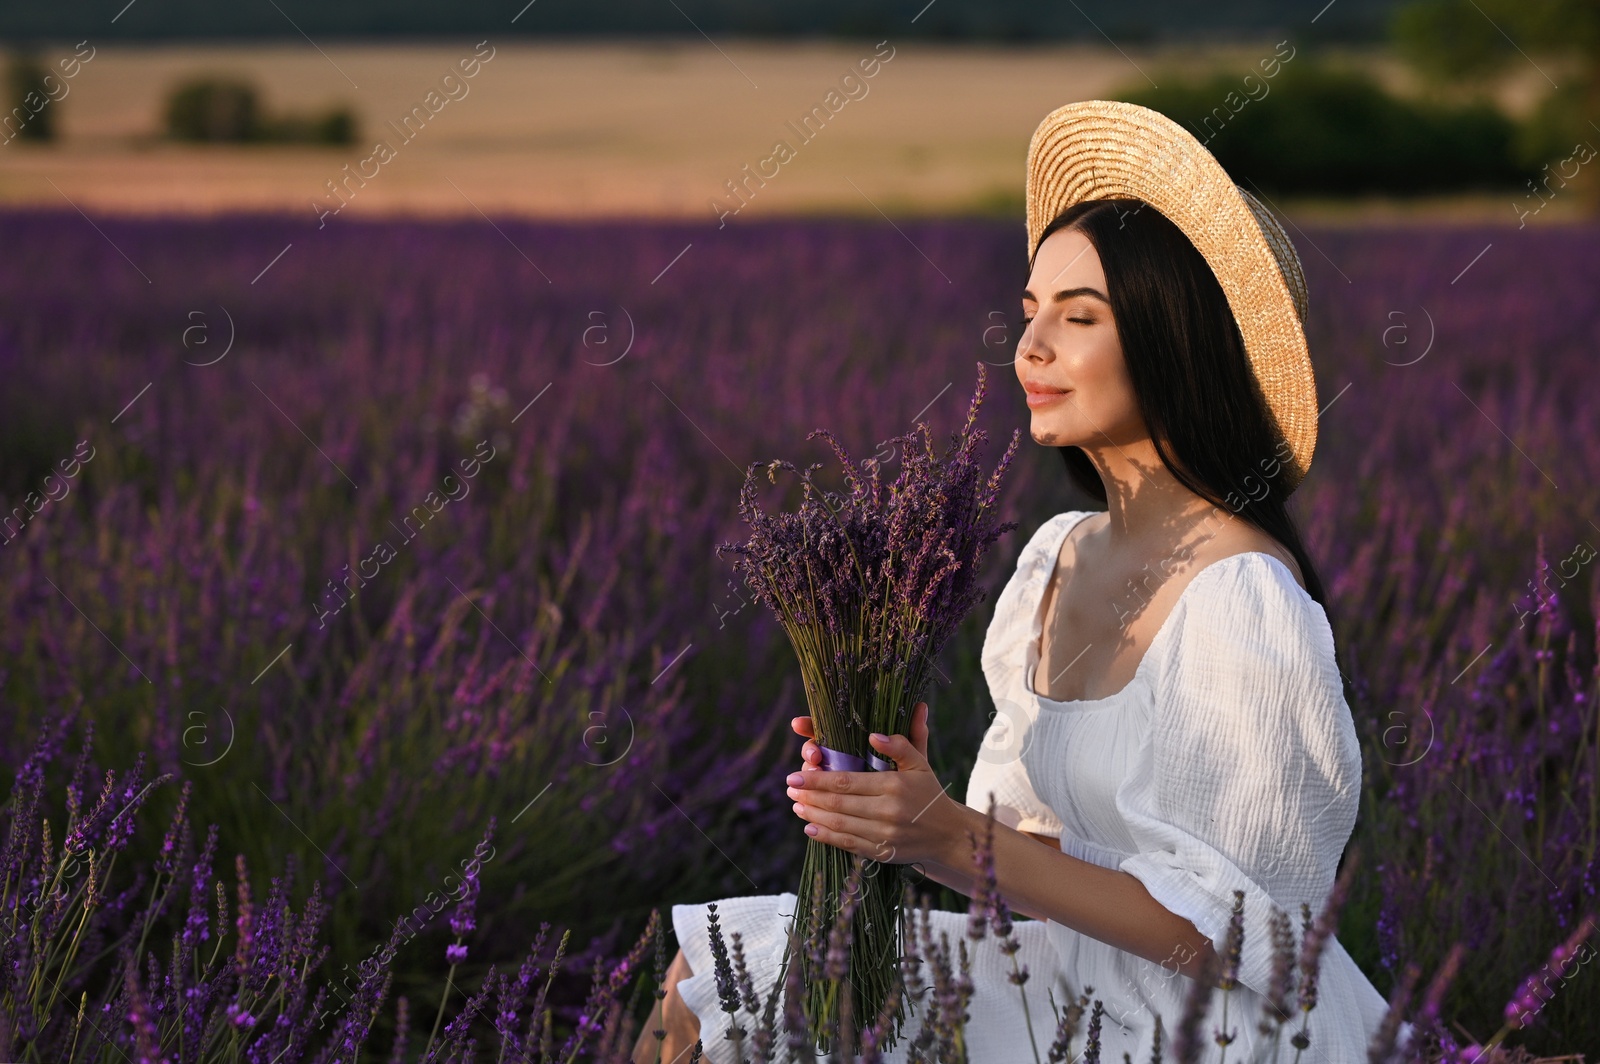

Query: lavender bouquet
[[716, 362, 1021, 1053]]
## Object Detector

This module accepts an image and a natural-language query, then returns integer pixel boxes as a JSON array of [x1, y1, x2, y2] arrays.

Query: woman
[[634, 101, 1404, 1063]]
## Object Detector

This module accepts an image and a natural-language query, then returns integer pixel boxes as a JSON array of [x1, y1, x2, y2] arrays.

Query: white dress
[[672, 510, 1405, 1063]]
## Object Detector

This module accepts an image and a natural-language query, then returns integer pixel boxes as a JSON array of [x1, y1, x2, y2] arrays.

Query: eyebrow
[[1021, 285, 1110, 305]]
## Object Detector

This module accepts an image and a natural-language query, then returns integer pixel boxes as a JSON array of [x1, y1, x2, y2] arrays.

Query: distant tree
[[266, 106, 358, 145], [4, 52, 56, 143], [1391, 1, 1600, 209], [165, 77, 262, 141], [1116, 57, 1531, 197], [163, 76, 356, 145]]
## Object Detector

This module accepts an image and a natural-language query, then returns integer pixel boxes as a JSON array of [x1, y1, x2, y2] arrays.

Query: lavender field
[[1, 207, 1597, 1059]]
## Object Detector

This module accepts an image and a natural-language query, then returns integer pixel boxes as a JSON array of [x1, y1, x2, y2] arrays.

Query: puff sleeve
[[962, 513, 1086, 839], [1114, 553, 1362, 999], [964, 697, 1064, 837]]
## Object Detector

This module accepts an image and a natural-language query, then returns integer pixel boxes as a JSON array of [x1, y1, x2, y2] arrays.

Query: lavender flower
[[387, 996, 410, 1064], [967, 793, 999, 943], [824, 859, 867, 982], [781, 923, 811, 1057], [235, 853, 255, 973], [1217, 890, 1245, 993], [1045, 982, 1088, 1063], [1256, 904, 1298, 1042], [1083, 997, 1104, 1064], [717, 364, 1021, 1051], [1292, 846, 1360, 1061], [1502, 914, 1596, 1030], [747, 965, 783, 1064], [1367, 959, 1420, 1064], [449, 818, 494, 939], [154, 779, 192, 877], [705, 902, 740, 1016], [729, 930, 760, 1014], [4, 215, 1600, 1064], [1172, 947, 1219, 1064], [1409, 941, 1466, 1053]]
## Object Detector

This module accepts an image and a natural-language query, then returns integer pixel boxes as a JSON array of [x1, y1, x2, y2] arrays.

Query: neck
[[1076, 437, 1233, 549]]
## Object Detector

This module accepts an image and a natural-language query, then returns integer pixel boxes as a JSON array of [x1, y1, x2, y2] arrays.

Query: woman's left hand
[[786, 702, 965, 870]]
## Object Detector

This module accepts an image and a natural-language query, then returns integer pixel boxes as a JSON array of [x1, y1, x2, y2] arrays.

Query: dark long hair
[[1033, 198, 1358, 883], [1029, 197, 1331, 623]]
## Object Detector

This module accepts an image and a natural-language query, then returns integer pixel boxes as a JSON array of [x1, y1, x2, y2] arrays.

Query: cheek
[[1055, 330, 1132, 415], [1079, 327, 1127, 379], [1099, 371, 1141, 425]]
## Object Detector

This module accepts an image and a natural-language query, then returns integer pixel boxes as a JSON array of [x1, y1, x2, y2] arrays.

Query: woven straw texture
[[1025, 99, 1317, 492]]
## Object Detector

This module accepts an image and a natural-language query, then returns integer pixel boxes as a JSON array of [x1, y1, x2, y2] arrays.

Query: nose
[[1019, 325, 1046, 362]]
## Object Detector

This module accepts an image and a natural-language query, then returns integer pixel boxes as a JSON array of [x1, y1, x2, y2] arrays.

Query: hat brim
[[1025, 99, 1317, 492]]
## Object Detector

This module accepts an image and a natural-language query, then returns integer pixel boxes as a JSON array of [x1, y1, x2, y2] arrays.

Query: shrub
[[1115, 56, 1534, 196], [164, 78, 262, 142], [3, 52, 56, 143], [163, 76, 356, 144]]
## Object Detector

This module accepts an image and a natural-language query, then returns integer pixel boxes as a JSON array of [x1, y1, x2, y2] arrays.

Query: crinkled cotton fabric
[[671, 510, 1406, 1063]]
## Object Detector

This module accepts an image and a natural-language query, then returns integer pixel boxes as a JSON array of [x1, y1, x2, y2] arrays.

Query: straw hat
[[1025, 99, 1317, 493]]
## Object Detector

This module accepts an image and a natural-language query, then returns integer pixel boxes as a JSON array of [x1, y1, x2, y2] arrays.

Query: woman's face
[[1016, 227, 1145, 451]]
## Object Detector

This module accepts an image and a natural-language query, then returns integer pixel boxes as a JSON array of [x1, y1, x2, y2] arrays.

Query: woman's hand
[[785, 702, 967, 870]]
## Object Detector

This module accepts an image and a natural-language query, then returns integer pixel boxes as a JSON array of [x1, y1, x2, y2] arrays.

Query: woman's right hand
[[791, 715, 824, 775]]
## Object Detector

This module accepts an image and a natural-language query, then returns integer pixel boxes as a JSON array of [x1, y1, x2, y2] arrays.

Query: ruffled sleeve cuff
[[1120, 842, 1296, 999], [964, 703, 1064, 838]]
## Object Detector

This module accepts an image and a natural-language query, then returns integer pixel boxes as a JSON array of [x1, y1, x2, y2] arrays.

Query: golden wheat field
[[0, 38, 1567, 223]]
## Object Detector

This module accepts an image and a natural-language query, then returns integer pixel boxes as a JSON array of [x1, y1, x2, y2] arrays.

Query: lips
[[1023, 381, 1071, 408]]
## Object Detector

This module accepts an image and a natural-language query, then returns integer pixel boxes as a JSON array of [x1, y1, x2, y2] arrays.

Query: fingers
[[798, 820, 876, 856], [910, 701, 930, 760], [790, 799, 886, 852], [786, 769, 886, 797], [793, 716, 821, 771]]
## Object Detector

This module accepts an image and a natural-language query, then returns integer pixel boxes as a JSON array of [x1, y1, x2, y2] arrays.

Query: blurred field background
[[4, 1, 1600, 1060], [0, 39, 1587, 222]]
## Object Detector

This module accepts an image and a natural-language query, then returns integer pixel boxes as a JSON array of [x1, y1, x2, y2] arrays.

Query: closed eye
[[1017, 315, 1098, 331]]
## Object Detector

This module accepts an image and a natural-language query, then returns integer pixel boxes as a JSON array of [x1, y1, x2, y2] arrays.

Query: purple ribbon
[[817, 744, 897, 772]]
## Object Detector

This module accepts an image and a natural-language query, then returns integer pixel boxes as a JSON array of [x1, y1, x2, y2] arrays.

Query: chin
[[1028, 422, 1070, 447]]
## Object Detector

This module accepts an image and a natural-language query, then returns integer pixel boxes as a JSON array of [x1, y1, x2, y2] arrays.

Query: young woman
[[634, 101, 1405, 1064]]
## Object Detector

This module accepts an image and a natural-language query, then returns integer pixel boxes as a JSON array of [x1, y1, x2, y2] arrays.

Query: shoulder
[[1154, 551, 1341, 703], [1141, 551, 1361, 824], [1183, 550, 1328, 642], [1044, 509, 1110, 566], [980, 510, 1096, 664], [1021, 510, 1096, 561], [1192, 517, 1306, 592], [998, 509, 1098, 586]]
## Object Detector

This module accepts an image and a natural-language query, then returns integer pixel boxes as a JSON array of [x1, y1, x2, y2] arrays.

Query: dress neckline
[[1023, 510, 1293, 710]]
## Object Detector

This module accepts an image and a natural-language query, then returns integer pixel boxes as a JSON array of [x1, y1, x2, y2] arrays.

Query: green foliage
[[1390, 0, 1511, 82], [1513, 73, 1600, 171], [1391, 0, 1600, 84], [269, 107, 358, 145], [4, 52, 56, 142], [1115, 56, 1533, 196], [1389, 0, 1600, 207], [164, 76, 357, 144], [165, 77, 263, 141]]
